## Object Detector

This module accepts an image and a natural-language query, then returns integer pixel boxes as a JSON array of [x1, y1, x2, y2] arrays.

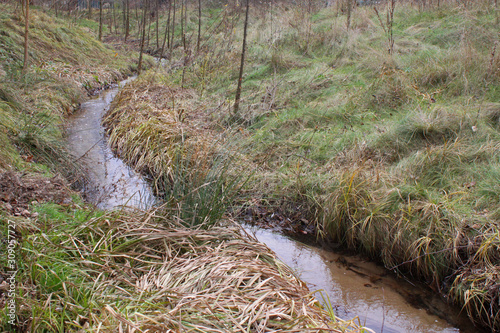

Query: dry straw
[[22, 207, 370, 332]]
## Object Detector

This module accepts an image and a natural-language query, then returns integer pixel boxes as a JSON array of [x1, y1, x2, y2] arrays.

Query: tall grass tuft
[[103, 74, 248, 228]]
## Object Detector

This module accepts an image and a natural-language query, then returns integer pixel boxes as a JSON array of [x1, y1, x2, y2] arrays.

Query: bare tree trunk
[[112, 1, 117, 34], [166, 0, 172, 49], [88, 0, 92, 19], [159, 0, 170, 61], [124, 0, 130, 41], [146, 9, 152, 49], [197, 0, 201, 52], [180, 0, 185, 49], [496, 0, 499, 25], [156, 0, 159, 49], [233, 0, 250, 116], [170, 0, 176, 56], [135, 3, 140, 39], [138, 0, 149, 74], [99, 0, 103, 41], [23, 0, 29, 72], [180, 0, 189, 88], [387, 0, 395, 54], [346, 0, 352, 31]]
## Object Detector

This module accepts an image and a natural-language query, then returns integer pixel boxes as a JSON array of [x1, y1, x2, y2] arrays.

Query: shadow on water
[[243, 225, 485, 333], [66, 78, 156, 210]]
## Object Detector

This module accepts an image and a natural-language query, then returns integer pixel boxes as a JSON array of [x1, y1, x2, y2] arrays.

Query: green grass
[[136, 1, 500, 330]]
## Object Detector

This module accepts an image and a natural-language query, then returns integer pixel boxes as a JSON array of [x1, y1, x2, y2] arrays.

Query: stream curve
[[67, 79, 481, 333], [67, 78, 155, 210]]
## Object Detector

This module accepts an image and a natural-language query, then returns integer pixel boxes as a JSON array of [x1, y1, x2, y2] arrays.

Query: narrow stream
[[244, 226, 481, 333], [66, 80, 479, 333], [67, 78, 155, 210]]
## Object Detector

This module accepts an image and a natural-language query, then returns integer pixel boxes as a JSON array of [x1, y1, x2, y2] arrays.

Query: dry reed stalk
[[102, 75, 216, 179], [23, 207, 368, 332]]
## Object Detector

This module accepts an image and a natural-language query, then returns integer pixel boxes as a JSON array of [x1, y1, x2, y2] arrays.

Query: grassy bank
[[5, 200, 362, 331], [0, 3, 137, 177], [105, 1, 500, 330], [0, 4, 365, 332]]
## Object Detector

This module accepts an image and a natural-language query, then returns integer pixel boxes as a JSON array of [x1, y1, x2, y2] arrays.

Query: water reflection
[[244, 225, 474, 333], [67, 79, 155, 210]]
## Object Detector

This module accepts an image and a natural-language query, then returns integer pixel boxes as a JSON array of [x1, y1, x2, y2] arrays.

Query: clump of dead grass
[[449, 225, 500, 330], [7, 207, 367, 332], [103, 74, 205, 179], [103, 73, 250, 227]]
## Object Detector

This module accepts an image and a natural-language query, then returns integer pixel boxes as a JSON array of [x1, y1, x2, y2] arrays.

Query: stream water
[[244, 226, 481, 333], [66, 79, 480, 333], [67, 78, 155, 210]]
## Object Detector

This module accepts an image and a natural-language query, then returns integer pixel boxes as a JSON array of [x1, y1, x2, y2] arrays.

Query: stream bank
[[69, 77, 486, 333], [62, 79, 363, 332]]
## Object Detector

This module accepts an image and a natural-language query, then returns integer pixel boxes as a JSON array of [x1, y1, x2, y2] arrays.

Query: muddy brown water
[[67, 79, 481, 333], [244, 225, 484, 333]]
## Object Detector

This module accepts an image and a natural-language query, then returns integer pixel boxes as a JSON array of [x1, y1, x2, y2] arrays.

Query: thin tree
[[138, 0, 149, 74], [346, 0, 352, 31], [387, 0, 396, 54], [166, 0, 172, 49], [23, 0, 29, 72], [98, 0, 103, 41], [88, 0, 92, 19], [155, 0, 159, 49], [160, 0, 172, 56], [197, 0, 201, 52], [496, 0, 499, 25], [233, 0, 249, 116], [124, 0, 130, 41], [112, 1, 117, 34], [180, 0, 185, 49], [169, 0, 176, 57], [135, 2, 140, 39], [146, 7, 152, 49]]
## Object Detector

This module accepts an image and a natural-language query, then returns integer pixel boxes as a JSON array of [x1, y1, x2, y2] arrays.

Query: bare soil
[[0, 171, 73, 217]]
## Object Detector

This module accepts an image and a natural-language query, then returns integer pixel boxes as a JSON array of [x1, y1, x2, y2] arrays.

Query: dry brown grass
[[103, 73, 213, 181], [447, 223, 500, 330], [17, 206, 368, 332]]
